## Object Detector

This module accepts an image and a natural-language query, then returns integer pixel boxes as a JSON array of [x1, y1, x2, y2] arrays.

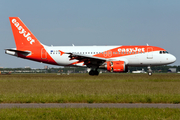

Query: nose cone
[[169, 54, 176, 63]]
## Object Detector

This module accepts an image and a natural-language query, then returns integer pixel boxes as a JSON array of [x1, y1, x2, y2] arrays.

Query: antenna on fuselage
[[72, 44, 74, 46], [146, 43, 149, 46]]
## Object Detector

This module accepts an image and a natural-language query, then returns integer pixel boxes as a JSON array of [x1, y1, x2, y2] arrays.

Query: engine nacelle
[[106, 61, 127, 72]]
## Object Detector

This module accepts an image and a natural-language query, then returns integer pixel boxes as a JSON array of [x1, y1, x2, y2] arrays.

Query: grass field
[[0, 73, 180, 103], [0, 108, 180, 119]]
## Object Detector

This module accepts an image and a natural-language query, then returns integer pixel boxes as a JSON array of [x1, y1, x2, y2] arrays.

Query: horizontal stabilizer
[[5, 49, 31, 56]]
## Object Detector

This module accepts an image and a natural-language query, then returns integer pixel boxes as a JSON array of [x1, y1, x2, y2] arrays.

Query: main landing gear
[[147, 66, 152, 76], [89, 69, 99, 76]]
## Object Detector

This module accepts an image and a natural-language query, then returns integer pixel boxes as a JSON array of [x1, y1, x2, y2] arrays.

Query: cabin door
[[147, 47, 153, 59], [41, 48, 47, 59]]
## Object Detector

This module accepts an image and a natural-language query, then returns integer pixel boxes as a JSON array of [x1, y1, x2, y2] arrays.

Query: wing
[[67, 53, 106, 68]]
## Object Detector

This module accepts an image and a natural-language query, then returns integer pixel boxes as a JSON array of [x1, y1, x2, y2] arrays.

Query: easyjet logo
[[118, 47, 145, 52], [12, 19, 35, 44]]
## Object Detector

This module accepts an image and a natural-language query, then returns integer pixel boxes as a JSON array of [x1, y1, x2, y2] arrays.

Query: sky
[[0, 0, 180, 68]]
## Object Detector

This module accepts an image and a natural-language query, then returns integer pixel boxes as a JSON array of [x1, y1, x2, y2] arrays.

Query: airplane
[[5, 17, 176, 76]]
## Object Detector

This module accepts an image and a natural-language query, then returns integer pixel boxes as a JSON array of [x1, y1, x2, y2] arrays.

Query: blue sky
[[0, 0, 180, 68]]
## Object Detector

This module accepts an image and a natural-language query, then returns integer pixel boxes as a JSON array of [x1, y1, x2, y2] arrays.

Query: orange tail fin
[[9, 17, 42, 50]]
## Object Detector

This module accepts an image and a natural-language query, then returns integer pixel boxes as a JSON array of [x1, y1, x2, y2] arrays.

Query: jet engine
[[106, 61, 128, 72]]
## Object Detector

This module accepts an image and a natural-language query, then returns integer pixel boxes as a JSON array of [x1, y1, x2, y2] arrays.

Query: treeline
[[129, 65, 180, 73], [0, 65, 179, 73], [0, 67, 87, 73]]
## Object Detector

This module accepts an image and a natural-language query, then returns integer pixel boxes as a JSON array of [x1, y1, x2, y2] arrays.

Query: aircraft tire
[[94, 71, 99, 76], [89, 70, 95, 76], [148, 72, 152, 76]]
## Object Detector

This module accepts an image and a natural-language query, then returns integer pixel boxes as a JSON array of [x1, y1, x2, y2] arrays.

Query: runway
[[1, 103, 180, 108]]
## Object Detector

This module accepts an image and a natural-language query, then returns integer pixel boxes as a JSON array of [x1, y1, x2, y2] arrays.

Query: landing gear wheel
[[148, 72, 152, 76], [89, 70, 95, 76], [94, 70, 99, 76], [89, 70, 99, 76]]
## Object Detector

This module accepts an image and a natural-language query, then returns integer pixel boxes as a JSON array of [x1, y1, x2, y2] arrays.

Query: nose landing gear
[[147, 66, 152, 76]]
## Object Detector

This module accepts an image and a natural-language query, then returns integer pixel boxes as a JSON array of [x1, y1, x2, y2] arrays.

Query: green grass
[[0, 73, 180, 103], [0, 108, 180, 120]]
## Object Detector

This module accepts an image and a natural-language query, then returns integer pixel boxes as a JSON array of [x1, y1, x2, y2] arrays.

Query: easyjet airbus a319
[[5, 17, 176, 75]]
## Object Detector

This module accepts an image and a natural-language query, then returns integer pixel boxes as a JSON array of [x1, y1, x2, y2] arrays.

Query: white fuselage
[[43, 45, 176, 67]]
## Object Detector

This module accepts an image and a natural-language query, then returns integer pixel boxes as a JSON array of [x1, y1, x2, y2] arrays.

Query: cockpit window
[[159, 51, 169, 54]]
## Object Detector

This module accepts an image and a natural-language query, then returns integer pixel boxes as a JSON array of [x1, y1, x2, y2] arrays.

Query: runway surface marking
[[1, 103, 180, 108]]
